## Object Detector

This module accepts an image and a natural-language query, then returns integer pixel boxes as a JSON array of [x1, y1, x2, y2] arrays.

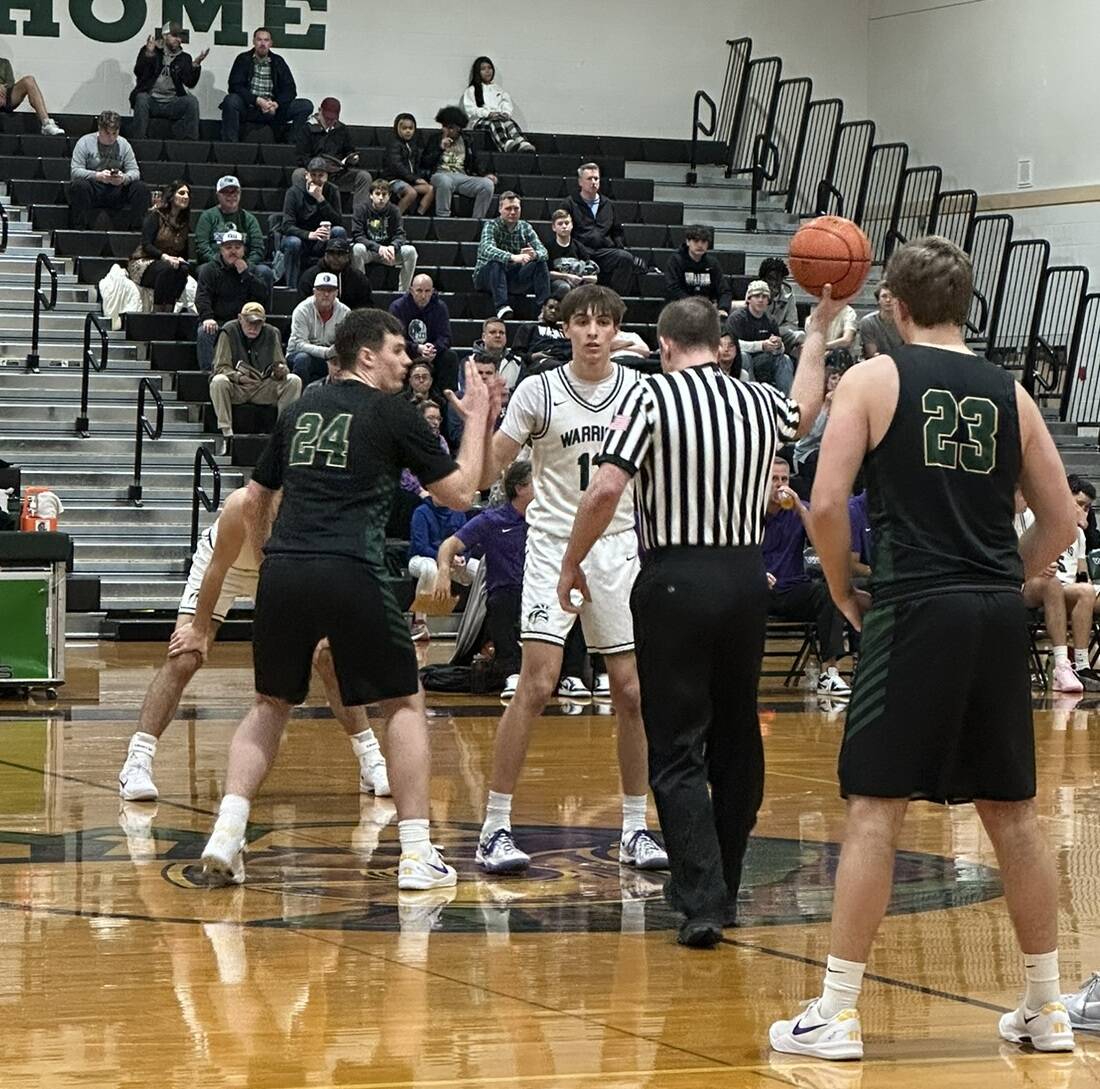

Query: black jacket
[[131, 46, 201, 106], [298, 260, 373, 309], [280, 181, 343, 240], [352, 201, 407, 251], [421, 133, 484, 177], [566, 192, 625, 250], [225, 49, 297, 108], [664, 244, 732, 311], [383, 134, 428, 184], [195, 259, 270, 324], [295, 116, 357, 169]]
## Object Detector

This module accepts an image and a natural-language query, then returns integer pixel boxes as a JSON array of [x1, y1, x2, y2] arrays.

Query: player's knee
[[609, 671, 641, 713]]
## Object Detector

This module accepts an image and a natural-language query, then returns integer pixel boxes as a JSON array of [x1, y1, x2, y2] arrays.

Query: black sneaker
[[1076, 667, 1100, 692]]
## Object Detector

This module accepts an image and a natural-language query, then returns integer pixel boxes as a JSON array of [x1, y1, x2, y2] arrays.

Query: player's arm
[[1016, 384, 1079, 579], [433, 533, 467, 601], [789, 286, 847, 438], [809, 364, 874, 629], [167, 492, 249, 662]]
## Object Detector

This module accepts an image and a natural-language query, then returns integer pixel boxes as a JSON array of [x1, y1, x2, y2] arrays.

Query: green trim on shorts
[[844, 603, 897, 742]]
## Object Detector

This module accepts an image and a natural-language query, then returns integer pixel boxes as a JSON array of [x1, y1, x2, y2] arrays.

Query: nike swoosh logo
[[792, 1018, 828, 1036], [1024, 1013, 1040, 1024], [553, 399, 567, 405], [428, 862, 450, 875], [502, 527, 518, 533]]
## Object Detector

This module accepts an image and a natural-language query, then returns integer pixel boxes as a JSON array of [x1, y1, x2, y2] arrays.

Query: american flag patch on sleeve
[[609, 413, 630, 431]]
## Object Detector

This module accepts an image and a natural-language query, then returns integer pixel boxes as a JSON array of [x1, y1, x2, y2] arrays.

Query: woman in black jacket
[[383, 113, 434, 216], [128, 179, 191, 312]]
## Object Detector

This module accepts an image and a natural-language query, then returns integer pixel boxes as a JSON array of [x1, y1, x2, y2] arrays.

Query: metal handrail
[[0, 201, 9, 253], [75, 311, 109, 436], [815, 179, 844, 217], [187, 446, 222, 574], [687, 90, 717, 186], [127, 377, 164, 506], [966, 287, 990, 339], [25, 251, 58, 373], [746, 134, 780, 232]]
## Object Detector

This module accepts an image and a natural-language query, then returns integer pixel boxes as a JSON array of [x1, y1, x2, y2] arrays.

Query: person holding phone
[[69, 109, 149, 230], [131, 21, 207, 141]]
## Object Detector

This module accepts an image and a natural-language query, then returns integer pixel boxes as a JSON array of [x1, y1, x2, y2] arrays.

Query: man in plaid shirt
[[474, 192, 551, 320]]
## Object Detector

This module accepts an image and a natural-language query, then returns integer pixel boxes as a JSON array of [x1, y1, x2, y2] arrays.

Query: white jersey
[[501, 362, 642, 538]]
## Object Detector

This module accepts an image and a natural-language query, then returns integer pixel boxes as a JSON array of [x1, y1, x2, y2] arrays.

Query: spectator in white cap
[[194, 174, 274, 290], [726, 278, 795, 394], [287, 270, 351, 383], [194, 229, 272, 371], [209, 301, 301, 448]]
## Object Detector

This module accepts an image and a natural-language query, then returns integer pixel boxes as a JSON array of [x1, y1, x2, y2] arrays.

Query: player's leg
[[119, 612, 223, 801], [312, 638, 390, 796], [976, 798, 1073, 1051], [1065, 583, 1095, 680], [477, 638, 562, 873]]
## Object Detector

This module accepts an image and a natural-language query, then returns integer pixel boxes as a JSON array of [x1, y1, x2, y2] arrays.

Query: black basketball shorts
[[253, 554, 419, 707], [839, 589, 1035, 804]]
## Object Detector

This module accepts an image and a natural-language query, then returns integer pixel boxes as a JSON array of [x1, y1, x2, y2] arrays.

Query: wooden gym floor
[[0, 640, 1098, 1089]]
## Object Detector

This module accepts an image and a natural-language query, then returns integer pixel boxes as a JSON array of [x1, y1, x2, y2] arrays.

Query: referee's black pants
[[631, 545, 768, 924]]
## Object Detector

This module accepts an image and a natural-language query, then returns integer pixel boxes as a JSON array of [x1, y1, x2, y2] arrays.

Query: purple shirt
[[762, 506, 808, 590], [455, 502, 526, 597], [848, 491, 871, 566]]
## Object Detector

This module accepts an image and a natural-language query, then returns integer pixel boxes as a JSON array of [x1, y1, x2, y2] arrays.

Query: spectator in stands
[[352, 179, 418, 291], [826, 300, 859, 354], [759, 257, 805, 356], [859, 281, 903, 358], [663, 224, 731, 316], [423, 105, 496, 220], [474, 192, 549, 320], [408, 493, 474, 640], [763, 457, 852, 696], [434, 459, 533, 694], [287, 272, 350, 384], [278, 157, 349, 287], [547, 208, 599, 300], [789, 364, 840, 490], [716, 331, 742, 378], [0, 56, 62, 135], [193, 176, 274, 290], [513, 297, 569, 368], [567, 163, 648, 295], [461, 56, 536, 154], [610, 330, 654, 364], [293, 97, 371, 213], [128, 179, 191, 313], [383, 113, 434, 216], [69, 110, 149, 231], [388, 274, 458, 393], [400, 397, 450, 493], [130, 22, 206, 141], [298, 236, 372, 309], [728, 280, 795, 393], [849, 489, 871, 580], [195, 229, 271, 371], [472, 316, 523, 388], [221, 27, 312, 144], [209, 301, 301, 447], [404, 361, 444, 409]]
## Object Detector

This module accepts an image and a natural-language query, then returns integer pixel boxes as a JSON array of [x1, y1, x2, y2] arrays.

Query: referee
[[558, 291, 845, 947]]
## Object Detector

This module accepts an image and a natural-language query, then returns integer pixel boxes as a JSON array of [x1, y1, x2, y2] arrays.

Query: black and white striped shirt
[[596, 365, 801, 549]]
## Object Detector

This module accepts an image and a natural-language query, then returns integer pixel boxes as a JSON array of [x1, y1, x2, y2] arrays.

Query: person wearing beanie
[[726, 279, 795, 393], [293, 96, 372, 212]]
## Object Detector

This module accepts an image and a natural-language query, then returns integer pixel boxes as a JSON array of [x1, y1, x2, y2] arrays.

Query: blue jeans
[[474, 259, 550, 310], [289, 350, 328, 384], [220, 94, 313, 143], [280, 226, 346, 287], [196, 326, 218, 373], [744, 350, 794, 395]]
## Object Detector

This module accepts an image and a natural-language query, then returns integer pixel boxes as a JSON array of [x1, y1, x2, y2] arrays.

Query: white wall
[[0, 0, 869, 139], [867, 0, 1100, 194]]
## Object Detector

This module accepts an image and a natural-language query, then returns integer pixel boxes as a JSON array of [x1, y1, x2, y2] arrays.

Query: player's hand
[[168, 624, 210, 662], [557, 560, 590, 616], [445, 359, 491, 422], [805, 283, 849, 338], [834, 587, 872, 632]]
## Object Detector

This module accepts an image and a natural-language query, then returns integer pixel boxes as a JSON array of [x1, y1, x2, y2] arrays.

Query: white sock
[[482, 791, 513, 838], [216, 793, 250, 831], [1023, 950, 1061, 1011], [1054, 646, 1069, 668], [349, 728, 380, 760], [622, 794, 648, 836], [819, 954, 865, 1018], [398, 817, 431, 854], [1074, 649, 1090, 671]]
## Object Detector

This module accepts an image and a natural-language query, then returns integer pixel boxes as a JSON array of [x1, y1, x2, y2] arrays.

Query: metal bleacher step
[[3, 436, 213, 458], [2, 402, 196, 425], [20, 467, 245, 492], [0, 371, 164, 393]]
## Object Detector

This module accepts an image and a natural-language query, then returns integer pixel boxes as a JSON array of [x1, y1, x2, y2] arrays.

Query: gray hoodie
[[287, 296, 350, 359]]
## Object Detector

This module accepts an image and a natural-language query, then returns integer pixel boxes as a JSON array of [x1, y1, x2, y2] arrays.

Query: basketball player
[[768, 236, 1079, 1059], [200, 309, 497, 889], [117, 485, 390, 802], [474, 283, 667, 874]]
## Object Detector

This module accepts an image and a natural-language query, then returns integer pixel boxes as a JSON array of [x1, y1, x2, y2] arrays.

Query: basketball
[[788, 215, 872, 299]]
